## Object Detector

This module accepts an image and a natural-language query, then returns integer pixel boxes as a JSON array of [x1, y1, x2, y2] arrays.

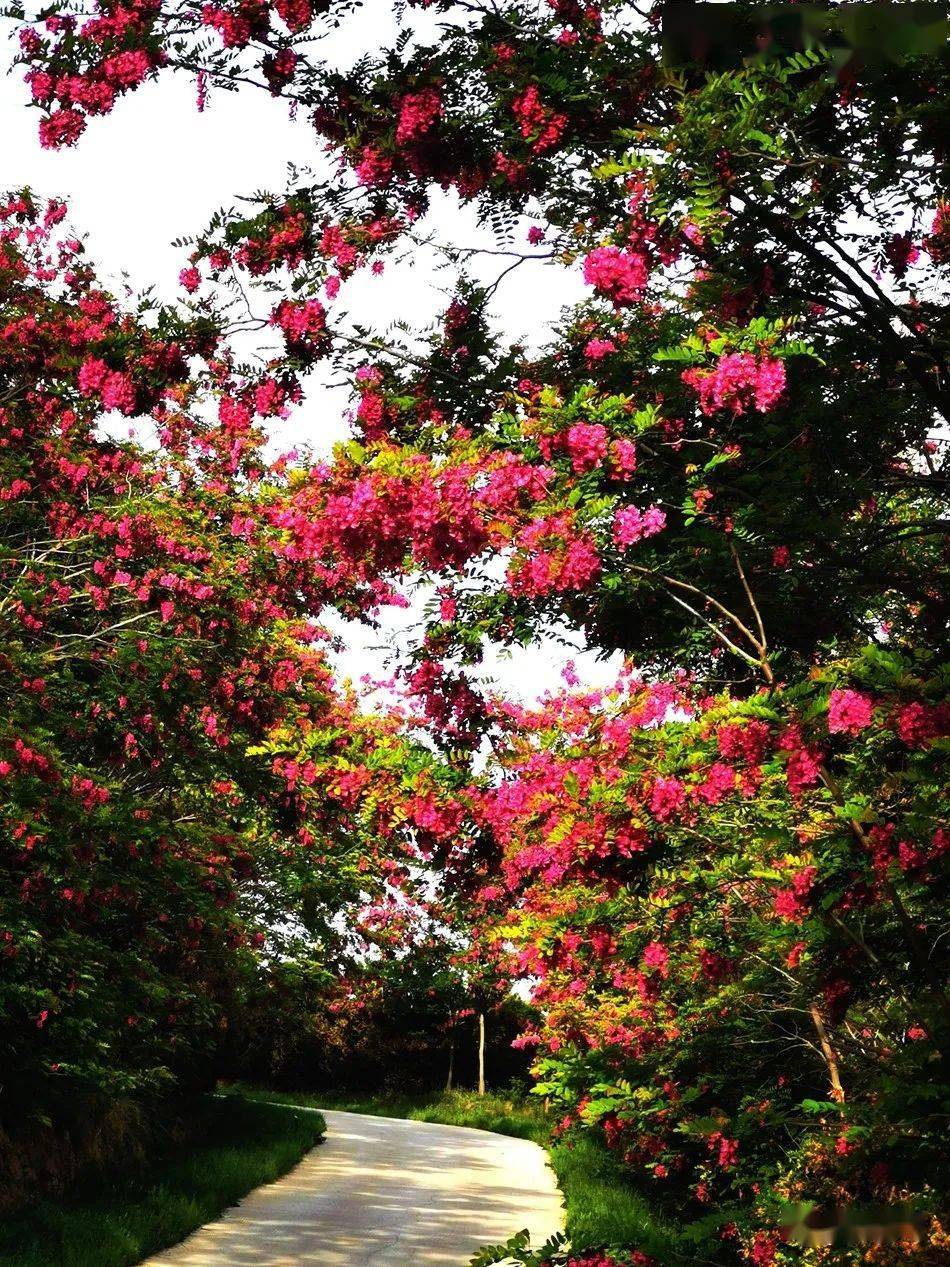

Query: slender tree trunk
[[477, 1011, 486, 1096], [809, 1002, 845, 1102], [445, 1035, 455, 1093]]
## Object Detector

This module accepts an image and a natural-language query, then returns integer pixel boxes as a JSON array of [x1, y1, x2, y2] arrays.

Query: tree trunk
[[809, 1002, 845, 1102], [477, 1011, 486, 1096], [445, 1035, 455, 1093]]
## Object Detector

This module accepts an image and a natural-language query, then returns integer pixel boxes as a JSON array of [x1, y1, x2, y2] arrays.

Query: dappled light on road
[[143, 1109, 564, 1266]]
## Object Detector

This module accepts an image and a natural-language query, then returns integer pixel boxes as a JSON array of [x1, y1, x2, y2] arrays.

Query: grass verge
[[0, 1096, 325, 1267], [231, 1083, 549, 1143], [549, 1135, 687, 1263], [230, 1085, 686, 1262]]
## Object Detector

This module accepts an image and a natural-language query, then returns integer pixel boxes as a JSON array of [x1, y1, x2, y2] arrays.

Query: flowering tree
[[471, 656, 948, 1264], [5, 2, 950, 1262], [13, 0, 945, 680], [0, 190, 465, 1131]]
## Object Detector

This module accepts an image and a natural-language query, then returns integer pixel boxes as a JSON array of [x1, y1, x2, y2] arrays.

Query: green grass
[[230, 1083, 548, 1142], [0, 1097, 325, 1267], [549, 1136, 687, 1263], [230, 1085, 686, 1262]]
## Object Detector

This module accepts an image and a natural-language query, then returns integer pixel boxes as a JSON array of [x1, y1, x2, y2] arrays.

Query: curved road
[[143, 1108, 564, 1267]]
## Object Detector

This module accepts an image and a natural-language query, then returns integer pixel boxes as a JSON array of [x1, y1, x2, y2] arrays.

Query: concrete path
[[142, 1108, 565, 1267]]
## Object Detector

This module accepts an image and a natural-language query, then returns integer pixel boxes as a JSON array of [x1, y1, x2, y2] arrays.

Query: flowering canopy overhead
[[12, 0, 946, 679]]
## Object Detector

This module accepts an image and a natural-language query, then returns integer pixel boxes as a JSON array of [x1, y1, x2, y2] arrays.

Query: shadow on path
[[142, 1108, 565, 1266]]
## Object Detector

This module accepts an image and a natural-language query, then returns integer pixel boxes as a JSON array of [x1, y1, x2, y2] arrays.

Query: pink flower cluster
[[611, 437, 638, 479], [613, 504, 666, 548], [356, 389, 385, 436], [642, 940, 669, 975], [682, 353, 786, 416], [695, 761, 737, 804], [507, 515, 601, 597], [77, 357, 137, 415], [26, 22, 158, 149], [717, 720, 770, 764], [867, 823, 950, 877], [565, 422, 608, 472], [894, 700, 949, 747], [648, 775, 686, 821], [227, 205, 309, 274], [274, 0, 313, 32], [883, 231, 920, 279], [827, 688, 874, 734], [37, 108, 87, 149], [395, 88, 443, 145], [773, 866, 817, 923], [550, 1252, 654, 1267], [748, 1231, 781, 1266], [354, 146, 394, 188], [201, 1, 268, 48], [510, 84, 567, 153], [583, 245, 649, 306], [271, 298, 330, 357], [711, 1133, 739, 1169], [584, 337, 617, 360], [779, 724, 823, 799], [925, 203, 950, 263], [263, 47, 298, 92]]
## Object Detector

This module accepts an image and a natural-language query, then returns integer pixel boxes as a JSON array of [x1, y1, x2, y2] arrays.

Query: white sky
[[0, 10, 622, 700]]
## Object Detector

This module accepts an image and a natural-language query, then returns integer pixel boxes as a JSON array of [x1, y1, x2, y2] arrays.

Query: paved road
[[143, 1108, 565, 1267]]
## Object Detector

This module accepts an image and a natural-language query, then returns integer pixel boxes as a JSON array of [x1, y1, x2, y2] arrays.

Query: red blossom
[[828, 688, 874, 734], [583, 245, 649, 306]]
